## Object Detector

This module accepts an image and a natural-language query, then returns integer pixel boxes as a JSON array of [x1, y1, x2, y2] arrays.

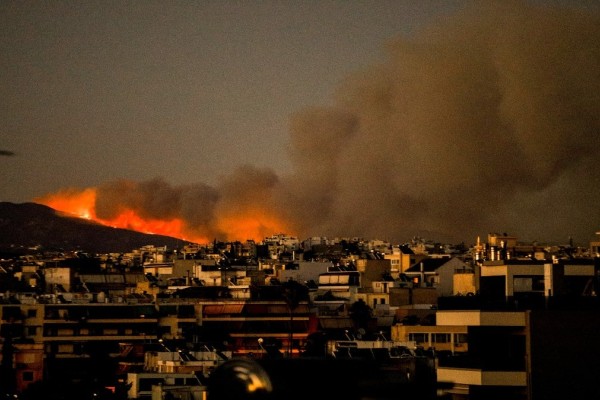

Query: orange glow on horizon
[[34, 187, 288, 245], [104, 209, 186, 238], [36, 188, 98, 220], [35, 188, 209, 243], [217, 214, 288, 243]]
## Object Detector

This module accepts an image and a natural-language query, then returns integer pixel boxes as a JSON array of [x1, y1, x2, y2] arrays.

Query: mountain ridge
[[0, 202, 185, 254]]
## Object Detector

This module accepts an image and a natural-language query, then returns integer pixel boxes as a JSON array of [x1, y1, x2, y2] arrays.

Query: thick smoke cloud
[[93, 1, 600, 245], [95, 178, 222, 240], [276, 1, 600, 244]]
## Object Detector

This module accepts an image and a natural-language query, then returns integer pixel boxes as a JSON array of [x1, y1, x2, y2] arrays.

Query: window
[[22, 354, 36, 363], [27, 309, 37, 318], [532, 277, 545, 291], [409, 333, 428, 343], [58, 344, 74, 353], [22, 371, 34, 382], [140, 378, 162, 391], [2, 306, 22, 320], [454, 333, 468, 344], [433, 333, 450, 343], [513, 277, 532, 292]]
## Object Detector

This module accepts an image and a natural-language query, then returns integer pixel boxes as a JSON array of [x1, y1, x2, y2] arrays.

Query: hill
[[0, 202, 185, 254]]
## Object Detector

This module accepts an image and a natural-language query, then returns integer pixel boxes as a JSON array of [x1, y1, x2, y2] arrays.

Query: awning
[[202, 304, 244, 315]]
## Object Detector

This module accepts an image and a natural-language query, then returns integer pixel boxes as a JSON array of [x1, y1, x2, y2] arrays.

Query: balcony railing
[[437, 353, 526, 371]]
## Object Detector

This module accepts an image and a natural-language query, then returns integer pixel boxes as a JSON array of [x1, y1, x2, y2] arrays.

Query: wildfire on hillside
[[34, 180, 288, 244], [29, 2, 600, 246]]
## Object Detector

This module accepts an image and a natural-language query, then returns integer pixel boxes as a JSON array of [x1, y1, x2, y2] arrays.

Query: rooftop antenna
[[158, 338, 171, 352], [344, 329, 354, 340]]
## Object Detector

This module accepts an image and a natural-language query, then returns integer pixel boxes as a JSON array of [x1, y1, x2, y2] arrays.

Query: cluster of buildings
[[1, 232, 600, 399]]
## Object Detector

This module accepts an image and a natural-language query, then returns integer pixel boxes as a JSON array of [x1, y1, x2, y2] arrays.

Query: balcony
[[438, 353, 525, 371], [437, 367, 527, 387]]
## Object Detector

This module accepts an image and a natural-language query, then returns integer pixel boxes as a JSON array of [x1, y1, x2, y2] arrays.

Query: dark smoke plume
[[92, 1, 600, 245]]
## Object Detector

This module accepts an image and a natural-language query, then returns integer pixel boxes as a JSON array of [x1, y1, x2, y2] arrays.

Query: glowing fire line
[[35, 188, 200, 242], [34, 186, 288, 244]]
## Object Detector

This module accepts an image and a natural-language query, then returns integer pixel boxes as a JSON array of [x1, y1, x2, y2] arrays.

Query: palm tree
[[281, 280, 308, 357]]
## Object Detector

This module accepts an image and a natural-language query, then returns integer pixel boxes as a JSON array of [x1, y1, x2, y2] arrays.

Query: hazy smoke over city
[[41, 1, 600, 245], [278, 1, 600, 244]]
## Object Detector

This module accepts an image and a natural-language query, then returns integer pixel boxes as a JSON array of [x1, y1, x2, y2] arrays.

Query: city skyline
[[2, 1, 600, 245]]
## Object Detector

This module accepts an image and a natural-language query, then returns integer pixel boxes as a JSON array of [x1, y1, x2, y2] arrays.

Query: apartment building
[[436, 310, 529, 399], [479, 258, 598, 304], [433, 253, 600, 400], [391, 324, 468, 355], [0, 290, 313, 394], [404, 257, 472, 296], [436, 307, 600, 400]]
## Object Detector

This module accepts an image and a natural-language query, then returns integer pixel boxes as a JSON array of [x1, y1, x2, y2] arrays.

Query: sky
[[1, 0, 599, 246]]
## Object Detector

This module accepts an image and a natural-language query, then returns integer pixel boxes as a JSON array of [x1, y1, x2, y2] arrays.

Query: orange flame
[[36, 188, 98, 220], [103, 209, 186, 238], [217, 213, 288, 244], [35, 187, 205, 242], [34, 187, 288, 244]]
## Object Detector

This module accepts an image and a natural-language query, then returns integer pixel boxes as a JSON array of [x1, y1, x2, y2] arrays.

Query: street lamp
[[257, 338, 265, 358]]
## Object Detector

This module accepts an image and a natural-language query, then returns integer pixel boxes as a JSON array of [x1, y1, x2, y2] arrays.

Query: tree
[[281, 280, 308, 357], [349, 299, 373, 335]]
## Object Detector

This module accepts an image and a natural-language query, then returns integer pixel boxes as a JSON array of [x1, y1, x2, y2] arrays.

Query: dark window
[[409, 333, 428, 343], [22, 371, 34, 382], [531, 277, 545, 291], [433, 333, 450, 343], [140, 378, 162, 391], [455, 333, 468, 344], [2, 306, 22, 320]]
